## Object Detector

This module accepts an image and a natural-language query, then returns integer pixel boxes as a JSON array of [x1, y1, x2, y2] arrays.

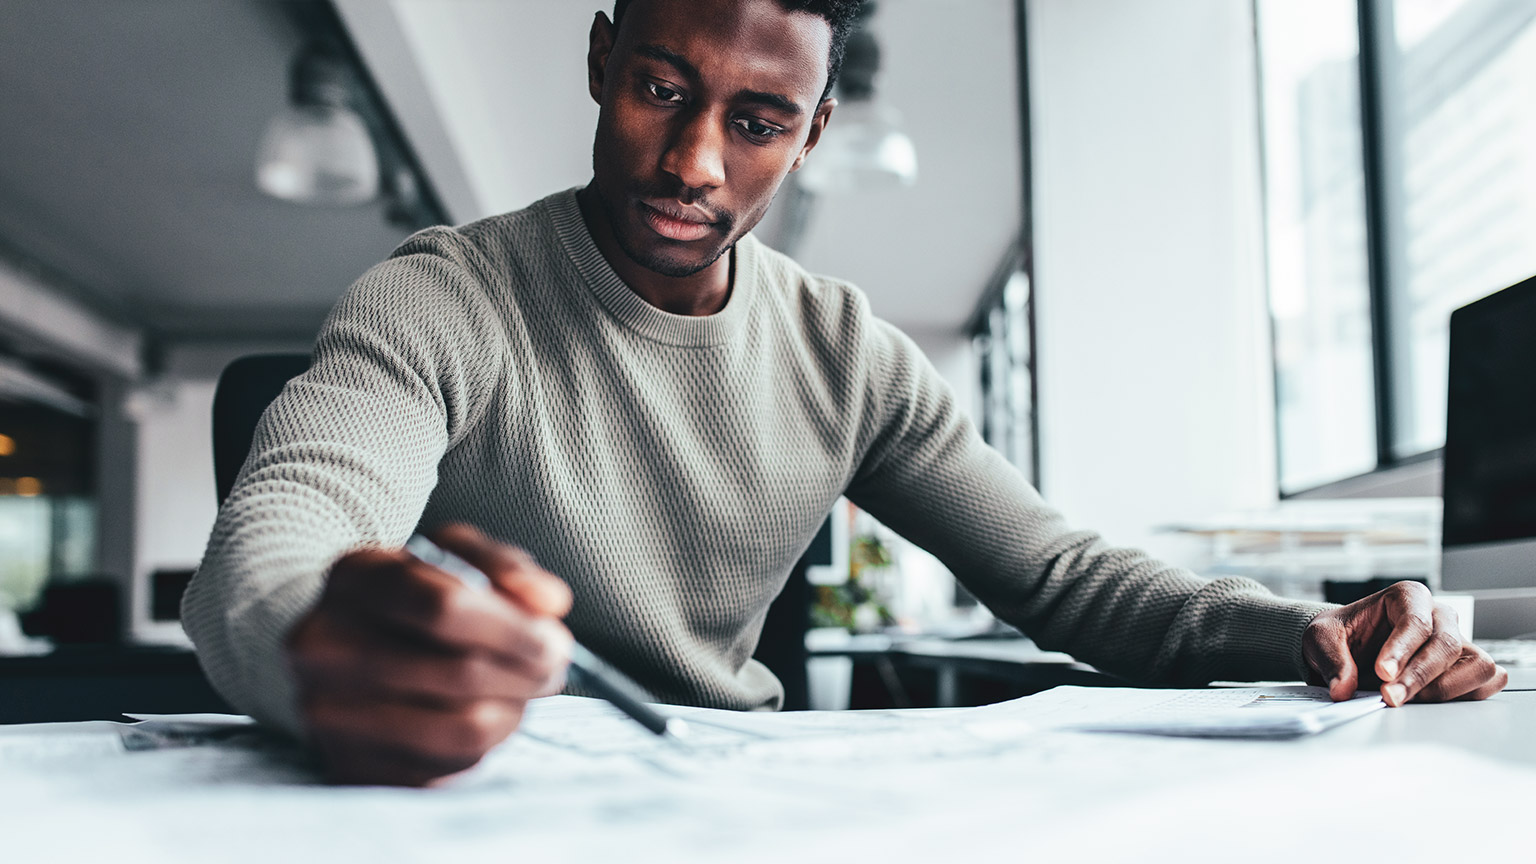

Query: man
[[185, 0, 1506, 787]]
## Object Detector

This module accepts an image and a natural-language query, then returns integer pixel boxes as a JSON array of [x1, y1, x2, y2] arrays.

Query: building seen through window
[[1258, 0, 1536, 493]]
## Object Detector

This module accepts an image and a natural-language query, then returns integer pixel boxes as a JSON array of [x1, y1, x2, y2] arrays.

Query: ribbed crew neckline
[[546, 187, 759, 348]]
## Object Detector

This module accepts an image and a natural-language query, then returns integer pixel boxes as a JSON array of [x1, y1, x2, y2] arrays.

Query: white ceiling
[[0, 0, 414, 342], [338, 0, 1024, 334]]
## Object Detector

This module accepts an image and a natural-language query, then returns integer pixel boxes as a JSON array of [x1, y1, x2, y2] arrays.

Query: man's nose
[[660, 111, 726, 192]]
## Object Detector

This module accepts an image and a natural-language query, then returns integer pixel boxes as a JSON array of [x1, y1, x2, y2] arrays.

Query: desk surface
[[3, 689, 1534, 863]]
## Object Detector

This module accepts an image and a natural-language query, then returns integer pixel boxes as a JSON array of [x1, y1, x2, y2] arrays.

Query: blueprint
[[2, 689, 1533, 863]]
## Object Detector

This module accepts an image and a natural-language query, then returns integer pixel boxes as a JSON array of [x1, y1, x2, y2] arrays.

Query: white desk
[[3, 690, 1534, 863]]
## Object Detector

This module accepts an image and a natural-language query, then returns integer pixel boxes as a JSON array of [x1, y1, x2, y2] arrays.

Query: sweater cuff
[[1217, 593, 1333, 682], [222, 574, 324, 741]]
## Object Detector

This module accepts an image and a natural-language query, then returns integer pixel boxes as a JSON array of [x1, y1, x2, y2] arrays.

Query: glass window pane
[[1258, 0, 1380, 493], [1387, 0, 1536, 456], [975, 268, 1035, 486]]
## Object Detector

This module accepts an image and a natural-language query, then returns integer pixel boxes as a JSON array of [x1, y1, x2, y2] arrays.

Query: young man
[[185, 0, 1506, 786]]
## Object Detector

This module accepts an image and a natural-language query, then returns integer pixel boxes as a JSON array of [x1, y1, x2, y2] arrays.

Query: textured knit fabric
[[184, 188, 1330, 737]]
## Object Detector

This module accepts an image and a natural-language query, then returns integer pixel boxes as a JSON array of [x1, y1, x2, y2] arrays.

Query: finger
[[1302, 615, 1360, 701], [1457, 665, 1509, 702], [317, 736, 468, 788], [292, 618, 566, 704], [431, 524, 574, 617], [1384, 604, 1462, 706], [329, 553, 568, 666], [1374, 582, 1436, 685], [1413, 645, 1499, 703], [305, 694, 524, 781]]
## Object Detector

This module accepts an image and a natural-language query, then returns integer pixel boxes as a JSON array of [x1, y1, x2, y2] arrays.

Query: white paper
[[955, 684, 1386, 737], [1, 691, 1532, 864]]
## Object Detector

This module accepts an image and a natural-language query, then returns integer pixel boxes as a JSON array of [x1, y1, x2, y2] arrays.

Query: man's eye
[[735, 118, 781, 141], [645, 82, 683, 103]]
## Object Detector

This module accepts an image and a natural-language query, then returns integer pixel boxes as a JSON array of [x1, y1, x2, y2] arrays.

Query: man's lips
[[638, 200, 718, 243]]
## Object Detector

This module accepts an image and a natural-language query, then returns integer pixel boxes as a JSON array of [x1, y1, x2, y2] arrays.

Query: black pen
[[404, 534, 690, 744]]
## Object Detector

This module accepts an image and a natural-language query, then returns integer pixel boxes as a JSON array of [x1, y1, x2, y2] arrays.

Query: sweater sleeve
[[843, 318, 1330, 686], [181, 228, 508, 737]]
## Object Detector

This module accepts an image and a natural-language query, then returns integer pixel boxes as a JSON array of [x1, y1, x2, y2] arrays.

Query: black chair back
[[212, 353, 310, 504]]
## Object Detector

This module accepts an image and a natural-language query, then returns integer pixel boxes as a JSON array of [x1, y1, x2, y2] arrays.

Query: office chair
[[209, 352, 810, 708], [212, 353, 312, 505]]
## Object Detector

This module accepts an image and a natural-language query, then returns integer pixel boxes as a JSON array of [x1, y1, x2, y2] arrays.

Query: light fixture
[[796, 2, 918, 194], [256, 42, 380, 206]]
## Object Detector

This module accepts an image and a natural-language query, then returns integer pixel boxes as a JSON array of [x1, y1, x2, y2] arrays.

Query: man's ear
[[588, 12, 617, 105], [790, 98, 837, 172]]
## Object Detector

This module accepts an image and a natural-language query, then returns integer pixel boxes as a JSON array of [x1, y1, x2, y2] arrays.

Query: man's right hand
[[287, 524, 573, 787]]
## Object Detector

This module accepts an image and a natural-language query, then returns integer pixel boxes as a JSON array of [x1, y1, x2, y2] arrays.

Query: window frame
[[1259, 0, 1533, 497]]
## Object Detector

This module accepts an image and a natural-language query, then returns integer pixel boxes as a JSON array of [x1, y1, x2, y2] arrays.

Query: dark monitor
[[1441, 273, 1536, 639]]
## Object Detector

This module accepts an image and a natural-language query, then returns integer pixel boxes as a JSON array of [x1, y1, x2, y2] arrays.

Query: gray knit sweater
[[184, 188, 1328, 737]]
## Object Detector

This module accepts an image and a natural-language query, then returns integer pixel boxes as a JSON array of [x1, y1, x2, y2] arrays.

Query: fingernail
[[1329, 676, 1343, 693], [1380, 658, 1399, 681], [1383, 683, 1406, 706]]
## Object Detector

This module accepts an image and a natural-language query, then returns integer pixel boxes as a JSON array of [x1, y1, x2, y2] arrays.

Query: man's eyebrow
[[635, 44, 700, 81], [634, 43, 804, 117], [737, 89, 803, 117]]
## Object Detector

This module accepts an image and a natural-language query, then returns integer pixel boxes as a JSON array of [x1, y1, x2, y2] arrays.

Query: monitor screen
[[1442, 274, 1536, 551]]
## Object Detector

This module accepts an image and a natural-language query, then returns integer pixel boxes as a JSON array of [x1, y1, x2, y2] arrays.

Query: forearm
[[184, 235, 503, 732], [183, 493, 352, 738], [844, 323, 1330, 684]]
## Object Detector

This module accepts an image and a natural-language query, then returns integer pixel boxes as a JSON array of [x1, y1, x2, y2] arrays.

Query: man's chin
[[618, 235, 728, 279]]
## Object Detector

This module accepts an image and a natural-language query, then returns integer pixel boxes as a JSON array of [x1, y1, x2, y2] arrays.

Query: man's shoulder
[[745, 236, 875, 332], [745, 237, 916, 359], [387, 188, 573, 279]]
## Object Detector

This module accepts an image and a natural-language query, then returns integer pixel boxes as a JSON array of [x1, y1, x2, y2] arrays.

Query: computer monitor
[[1441, 273, 1536, 639]]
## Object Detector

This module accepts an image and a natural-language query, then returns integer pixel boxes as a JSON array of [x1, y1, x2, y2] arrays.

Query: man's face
[[586, 0, 834, 277]]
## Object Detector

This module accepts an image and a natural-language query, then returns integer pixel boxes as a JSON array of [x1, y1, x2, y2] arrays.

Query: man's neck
[[576, 183, 732, 317]]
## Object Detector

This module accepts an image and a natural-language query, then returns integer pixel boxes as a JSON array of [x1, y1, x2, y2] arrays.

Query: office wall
[[1028, 0, 1278, 560], [130, 376, 217, 640]]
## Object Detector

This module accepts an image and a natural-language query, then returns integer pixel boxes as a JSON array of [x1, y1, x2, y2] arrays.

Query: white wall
[[129, 376, 218, 639], [1029, 0, 1279, 560]]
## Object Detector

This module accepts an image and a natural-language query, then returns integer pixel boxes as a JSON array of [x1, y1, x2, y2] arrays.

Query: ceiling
[[0, 0, 1023, 350], [0, 0, 412, 343]]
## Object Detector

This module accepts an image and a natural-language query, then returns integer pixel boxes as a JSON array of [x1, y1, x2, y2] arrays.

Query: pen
[[403, 534, 690, 744]]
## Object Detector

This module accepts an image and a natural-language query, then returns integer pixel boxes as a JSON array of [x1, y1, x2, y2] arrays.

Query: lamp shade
[[796, 100, 918, 194], [255, 103, 380, 206]]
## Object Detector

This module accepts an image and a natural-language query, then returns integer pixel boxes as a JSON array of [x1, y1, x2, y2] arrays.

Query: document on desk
[[958, 684, 1387, 738], [2, 691, 1533, 864]]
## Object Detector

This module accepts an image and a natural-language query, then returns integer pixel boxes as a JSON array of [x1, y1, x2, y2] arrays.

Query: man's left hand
[[1301, 581, 1507, 706]]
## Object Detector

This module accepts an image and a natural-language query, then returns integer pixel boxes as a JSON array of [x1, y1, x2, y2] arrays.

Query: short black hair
[[610, 0, 864, 103]]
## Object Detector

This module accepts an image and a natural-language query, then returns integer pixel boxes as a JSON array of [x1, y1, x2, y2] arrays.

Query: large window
[[1258, 0, 1536, 493], [0, 369, 99, 614]]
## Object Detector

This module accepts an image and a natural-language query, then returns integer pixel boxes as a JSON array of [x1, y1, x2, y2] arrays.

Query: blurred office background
[[1, 0, 1533, 654]]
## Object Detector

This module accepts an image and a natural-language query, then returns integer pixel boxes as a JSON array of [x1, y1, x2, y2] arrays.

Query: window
[[1257, 0, 1536, 493], [1257, 0, 1378, 493], [1385, 0, 1536, 456], [972, 253, 1039, 488], [0, 375, 99, 614]]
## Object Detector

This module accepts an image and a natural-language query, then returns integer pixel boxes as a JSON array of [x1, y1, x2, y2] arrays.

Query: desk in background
[[806, 632, 1125, 709], [0, 645, 230, 724]]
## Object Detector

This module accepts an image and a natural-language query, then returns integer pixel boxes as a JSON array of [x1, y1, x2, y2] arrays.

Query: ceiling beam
[[332, 0, 485, 222], [0, 257, 142, 379]]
